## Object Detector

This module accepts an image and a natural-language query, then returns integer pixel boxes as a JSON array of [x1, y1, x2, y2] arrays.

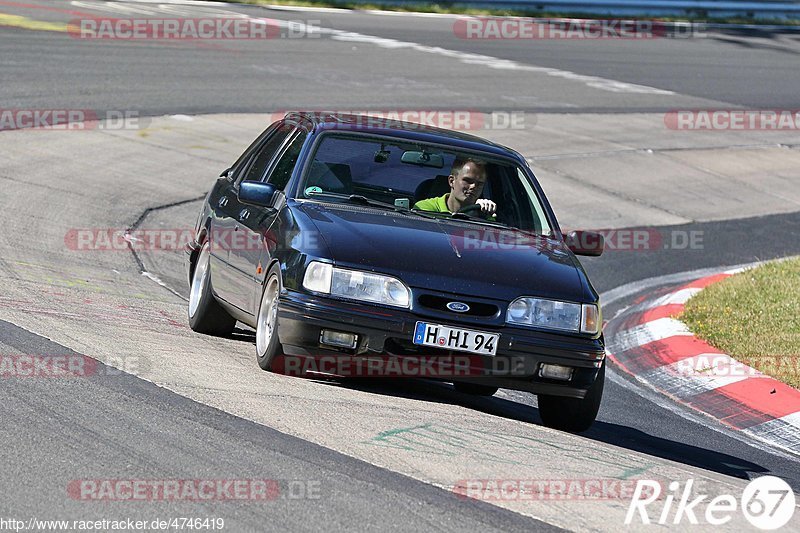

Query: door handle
[[239, 209, 250, 221], [218, 196, 228, 207]]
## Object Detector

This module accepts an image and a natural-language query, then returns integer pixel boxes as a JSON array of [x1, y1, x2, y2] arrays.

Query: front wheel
[[537, 361, 605, 433], [188, 241, 236, 336], [256, 264, 283, 371]]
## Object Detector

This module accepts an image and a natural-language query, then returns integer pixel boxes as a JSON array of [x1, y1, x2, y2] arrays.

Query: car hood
[[295, 202, 592, 303]]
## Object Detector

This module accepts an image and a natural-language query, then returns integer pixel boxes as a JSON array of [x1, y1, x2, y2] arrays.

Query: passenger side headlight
[[303, 261, 410, 308], [506, 297, 600, 334]]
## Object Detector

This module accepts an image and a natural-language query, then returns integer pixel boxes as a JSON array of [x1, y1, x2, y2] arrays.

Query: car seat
[[413, 174, 450, 204]]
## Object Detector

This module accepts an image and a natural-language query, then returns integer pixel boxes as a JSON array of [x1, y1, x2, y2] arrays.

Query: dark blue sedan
[[186, 112, 606, 432]]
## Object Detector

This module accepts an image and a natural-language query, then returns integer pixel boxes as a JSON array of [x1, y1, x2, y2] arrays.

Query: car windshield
[[298, 133, 552, 234]]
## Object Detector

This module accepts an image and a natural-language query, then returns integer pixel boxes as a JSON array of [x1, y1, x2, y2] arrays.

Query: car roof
[[284, 111, 527, 163]]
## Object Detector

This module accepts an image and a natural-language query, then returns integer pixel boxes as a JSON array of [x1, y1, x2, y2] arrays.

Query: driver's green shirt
[[413, 193, 451, 213], [414, 193, 496, 220]]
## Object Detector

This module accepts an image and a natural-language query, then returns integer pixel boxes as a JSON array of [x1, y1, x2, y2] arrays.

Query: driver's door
[[231, 128, 309, 314], [211, 123, 293, 312]]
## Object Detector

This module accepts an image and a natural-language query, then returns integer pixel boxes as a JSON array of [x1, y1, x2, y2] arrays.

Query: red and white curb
[[605, 267, 800, 456]]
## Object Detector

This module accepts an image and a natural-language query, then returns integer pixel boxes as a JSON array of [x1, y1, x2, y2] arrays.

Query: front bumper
[[277, 289, 605, 398]]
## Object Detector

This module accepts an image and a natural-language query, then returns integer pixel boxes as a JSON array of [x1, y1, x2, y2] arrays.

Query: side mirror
[[565, 230, 604, 257], [238, 181, 278, 208]]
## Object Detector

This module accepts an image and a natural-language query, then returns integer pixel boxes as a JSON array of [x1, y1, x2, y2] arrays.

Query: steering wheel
[[456, 203, 487, 217]]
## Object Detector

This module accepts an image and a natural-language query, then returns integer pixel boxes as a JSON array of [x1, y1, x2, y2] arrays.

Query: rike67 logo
[[626, 477, 795, 530]]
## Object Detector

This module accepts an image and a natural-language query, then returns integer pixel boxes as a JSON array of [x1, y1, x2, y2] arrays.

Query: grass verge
[[682, 258, 800, 389], [225, 0, 800, 26]]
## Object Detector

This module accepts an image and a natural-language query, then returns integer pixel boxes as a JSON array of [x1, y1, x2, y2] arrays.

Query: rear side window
[[267, 130, 309, 190], [237, 124, 293, 184]]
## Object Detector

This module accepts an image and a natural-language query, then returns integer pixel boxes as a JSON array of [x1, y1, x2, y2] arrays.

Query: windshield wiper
[[306, 192, 436, 219], [449, 212, 511, 228]]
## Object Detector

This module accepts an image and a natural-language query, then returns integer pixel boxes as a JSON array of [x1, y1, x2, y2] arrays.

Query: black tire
[[188, 241, 236, 336], [537, 361, 605, 433], [453, 382, 499, 396], [256, 264, 284, 371]]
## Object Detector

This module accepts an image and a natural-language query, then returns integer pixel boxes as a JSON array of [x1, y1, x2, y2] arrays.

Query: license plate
[[412, 321, 499, 356]]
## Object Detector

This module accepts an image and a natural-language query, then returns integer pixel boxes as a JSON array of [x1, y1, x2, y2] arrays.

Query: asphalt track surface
[[1, 1, 800, 531]]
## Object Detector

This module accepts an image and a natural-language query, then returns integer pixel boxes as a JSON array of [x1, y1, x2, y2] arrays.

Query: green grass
[[225, 0, 800, 25], [681, 258, 800, 389]]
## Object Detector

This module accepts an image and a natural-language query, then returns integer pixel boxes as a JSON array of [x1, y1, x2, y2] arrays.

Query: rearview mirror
[[238, 181, 278, 208], [565, 230, 604, 257], [401, 150, 444, 168]]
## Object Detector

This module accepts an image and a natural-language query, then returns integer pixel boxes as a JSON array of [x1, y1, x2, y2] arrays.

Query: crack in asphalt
[[125, 194, 206, 293]]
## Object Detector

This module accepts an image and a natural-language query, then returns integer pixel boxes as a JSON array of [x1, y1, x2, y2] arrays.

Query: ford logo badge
[[446, 302, 470, 313]]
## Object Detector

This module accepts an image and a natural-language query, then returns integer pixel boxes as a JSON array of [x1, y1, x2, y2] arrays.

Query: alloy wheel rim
[[188, 244, 210, 318], [257, 277, 279, 357]]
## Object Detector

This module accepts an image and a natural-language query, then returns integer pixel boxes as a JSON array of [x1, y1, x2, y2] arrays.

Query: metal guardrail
[[352, 0, 800, 18]]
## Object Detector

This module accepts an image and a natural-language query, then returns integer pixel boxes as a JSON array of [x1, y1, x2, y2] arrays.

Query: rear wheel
[[256, 265, 283, 371], [188, 241, 236, 336], [453, 382, 498, 396], [537, 361, 605, 433]]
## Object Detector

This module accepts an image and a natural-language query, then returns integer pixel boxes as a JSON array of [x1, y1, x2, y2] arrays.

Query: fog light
[[320, 330, 358, 349], [539, 364, 573, 381]]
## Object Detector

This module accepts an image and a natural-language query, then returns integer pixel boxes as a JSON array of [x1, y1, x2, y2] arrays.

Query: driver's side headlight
[[303, 261, 410, 308], [506, 297, 600, 334]]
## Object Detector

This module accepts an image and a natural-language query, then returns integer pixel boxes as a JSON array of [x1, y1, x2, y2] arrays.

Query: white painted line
[[646, 287, 702, 308], [723, 266, 750, 275], [611, 316, 692, 354], [95, 0, 678, 95], [142, 272, 187, 301], [671, 352, 762, 379], [602, 260, 800, 459], [262, 4, 353, 14], [640, 364, 751, 399], [605, 362, 800, 461], [600, 261, 765, 309], [327, 29, 675, 94], [745, 412, 800, 455], [361, 9, 465, 18]]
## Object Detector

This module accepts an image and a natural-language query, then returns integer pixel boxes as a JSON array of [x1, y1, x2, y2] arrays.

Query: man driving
[[413, 157, 497, 217]]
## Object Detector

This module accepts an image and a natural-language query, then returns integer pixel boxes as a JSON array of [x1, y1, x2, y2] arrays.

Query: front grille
[[417, 294, 499, 318]]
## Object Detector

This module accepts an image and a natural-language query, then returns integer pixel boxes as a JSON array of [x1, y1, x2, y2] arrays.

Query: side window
[[237, 124, 292, 185], [229, 123, 277, 180], [267, 130, 309, 190], [516, 168, 551, 234]]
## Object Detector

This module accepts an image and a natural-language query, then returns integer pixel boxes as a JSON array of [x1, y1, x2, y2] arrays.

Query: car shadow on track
[[304, 375, 769, 482], [228, 326, 256, 343]]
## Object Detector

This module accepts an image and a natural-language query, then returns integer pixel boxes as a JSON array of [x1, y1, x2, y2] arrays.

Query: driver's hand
[[476, 199, 497, 215]]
